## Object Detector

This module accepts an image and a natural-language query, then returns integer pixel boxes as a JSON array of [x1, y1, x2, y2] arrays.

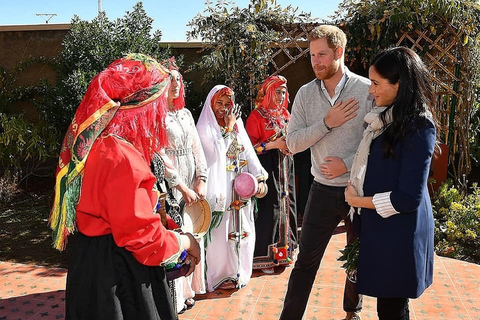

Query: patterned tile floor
[[1, 232, 479, 320]]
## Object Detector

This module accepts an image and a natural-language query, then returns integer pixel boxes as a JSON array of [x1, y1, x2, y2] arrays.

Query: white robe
[[164, 107, 208, 311], [196, 85, 268, 292]]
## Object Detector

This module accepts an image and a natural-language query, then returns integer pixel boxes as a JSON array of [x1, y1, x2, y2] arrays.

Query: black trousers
[[280, 181, 363, 320], [377, 298, 410, 320]]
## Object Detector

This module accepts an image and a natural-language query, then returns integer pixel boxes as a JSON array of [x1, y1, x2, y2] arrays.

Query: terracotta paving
[[1, 232, 479, 320]]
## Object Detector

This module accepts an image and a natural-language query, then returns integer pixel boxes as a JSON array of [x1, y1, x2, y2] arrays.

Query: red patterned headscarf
[[211, 87, 234, 110], [255, 75, 290, 120], [49, 53, 171, 250]]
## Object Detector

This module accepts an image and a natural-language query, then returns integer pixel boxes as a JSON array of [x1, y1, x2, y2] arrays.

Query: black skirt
[[65, 233, 176, 320]]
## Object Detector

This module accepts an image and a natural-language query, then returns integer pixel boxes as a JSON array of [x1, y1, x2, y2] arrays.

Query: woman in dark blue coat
[[345, 47, 437, 320]]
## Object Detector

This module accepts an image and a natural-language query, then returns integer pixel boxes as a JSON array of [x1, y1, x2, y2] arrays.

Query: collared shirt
[[320, 72, 347, 106]]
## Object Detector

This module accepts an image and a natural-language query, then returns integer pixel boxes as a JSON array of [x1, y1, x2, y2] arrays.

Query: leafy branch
[[338, 237, 360, 273]]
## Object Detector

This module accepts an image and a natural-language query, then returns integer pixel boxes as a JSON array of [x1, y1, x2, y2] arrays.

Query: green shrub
[[38, 2, 173, 135], [0, 112, 58, 196], [0, 171, 19, 203], [470, 99, 480, 167], [432, 180, 480, 263]]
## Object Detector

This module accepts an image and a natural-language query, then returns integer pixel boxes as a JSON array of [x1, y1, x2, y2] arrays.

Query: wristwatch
[[323, 117, 333, 131]]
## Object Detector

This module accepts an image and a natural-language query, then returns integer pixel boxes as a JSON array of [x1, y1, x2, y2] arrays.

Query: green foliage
[[0, 113, 58, 185], [469, 98, 480, 167], [338, 237, 359, 272], [333, 0, 480, 69], [0, 171, 19, 203], [0, 2, 172, 189], [0, 58, 59, 187], [0, 67, 13, 113], [0, 57, 56, 114], [38, 2, 173, 135], [186, 0, 314, 111], [432, 180, 480, 263], [333, 0, 480, 182]]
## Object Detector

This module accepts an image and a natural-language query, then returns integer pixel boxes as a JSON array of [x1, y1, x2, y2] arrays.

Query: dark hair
[[370, 47, 437, 157]]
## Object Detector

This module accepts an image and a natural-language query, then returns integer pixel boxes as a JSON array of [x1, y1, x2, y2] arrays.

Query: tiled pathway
[[1, 233, 479, 320]]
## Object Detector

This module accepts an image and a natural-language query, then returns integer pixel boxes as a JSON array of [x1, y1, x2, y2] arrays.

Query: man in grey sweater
[[280, 25, 373, 320]]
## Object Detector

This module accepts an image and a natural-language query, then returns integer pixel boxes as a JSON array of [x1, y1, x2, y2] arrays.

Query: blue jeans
[[280, 181, 363, 320]]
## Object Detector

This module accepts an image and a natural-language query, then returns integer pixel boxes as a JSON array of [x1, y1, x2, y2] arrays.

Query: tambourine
[[234, 172, 258, 199], [179, 198, 211, 238]]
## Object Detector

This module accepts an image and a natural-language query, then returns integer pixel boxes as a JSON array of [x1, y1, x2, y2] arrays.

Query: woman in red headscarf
[[245, 75, 298, 274], [49, 53, 200, 320]]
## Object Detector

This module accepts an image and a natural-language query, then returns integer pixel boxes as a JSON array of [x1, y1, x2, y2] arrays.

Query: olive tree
[[186, 0, 314, 111]]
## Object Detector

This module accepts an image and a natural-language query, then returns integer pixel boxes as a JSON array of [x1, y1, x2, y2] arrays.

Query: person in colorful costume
[[345, 47, 437, 320], [245, 75, 298, 274], [196, 85, 268, 291], [161, 58, 208, 313], [49, 53, 200, 320]]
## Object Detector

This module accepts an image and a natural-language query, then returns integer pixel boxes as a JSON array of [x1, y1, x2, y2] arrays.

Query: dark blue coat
[[354, 118, 435, 298]]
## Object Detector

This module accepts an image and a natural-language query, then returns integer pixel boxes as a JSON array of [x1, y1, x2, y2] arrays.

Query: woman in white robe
[[196, 85, 268, 291], [162, 67, 208, 312]]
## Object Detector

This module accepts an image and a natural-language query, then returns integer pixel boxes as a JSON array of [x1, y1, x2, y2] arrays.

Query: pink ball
[[234, 172, 258, 199]]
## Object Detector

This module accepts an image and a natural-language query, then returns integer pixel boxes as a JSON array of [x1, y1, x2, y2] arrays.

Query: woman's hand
[[345, 181, 375, 210], [255, 181, 268, 198], [269, 136, 291, 155], [193, 178, 207, 200], [176, 182, 199, 206], [224, 104, 242, 130], [184, 252, 198, 277], [180, 233, 201, 276], [344, 181, 358, 206]]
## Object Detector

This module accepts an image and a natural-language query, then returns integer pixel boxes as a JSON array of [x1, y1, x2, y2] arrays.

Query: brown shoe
[[218, 279, 236, 290], [345, 312, 362, 320]]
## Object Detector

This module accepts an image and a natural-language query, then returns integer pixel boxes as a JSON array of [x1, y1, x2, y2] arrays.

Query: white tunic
[[164, 107, 208, 310], [196, 85, 268, 291], [164, 108, 207, 195]]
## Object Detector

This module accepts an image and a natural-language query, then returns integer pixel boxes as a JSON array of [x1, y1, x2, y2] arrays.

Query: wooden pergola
[[267, 22, 475, 182], [396, 25, 475, 182]]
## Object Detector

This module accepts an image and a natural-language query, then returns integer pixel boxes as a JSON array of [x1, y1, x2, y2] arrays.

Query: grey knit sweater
[[286, 68, 374, 187]]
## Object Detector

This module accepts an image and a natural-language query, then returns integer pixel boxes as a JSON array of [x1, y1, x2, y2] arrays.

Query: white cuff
[[160, 231, 183, 267], [373, 192, 399, 218]]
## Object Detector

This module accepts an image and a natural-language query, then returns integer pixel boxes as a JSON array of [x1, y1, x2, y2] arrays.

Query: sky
[[0, 0, 342, 42]]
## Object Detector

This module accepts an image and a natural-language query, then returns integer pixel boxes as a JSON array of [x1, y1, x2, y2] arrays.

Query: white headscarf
[[196, 85, 253, 212]]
